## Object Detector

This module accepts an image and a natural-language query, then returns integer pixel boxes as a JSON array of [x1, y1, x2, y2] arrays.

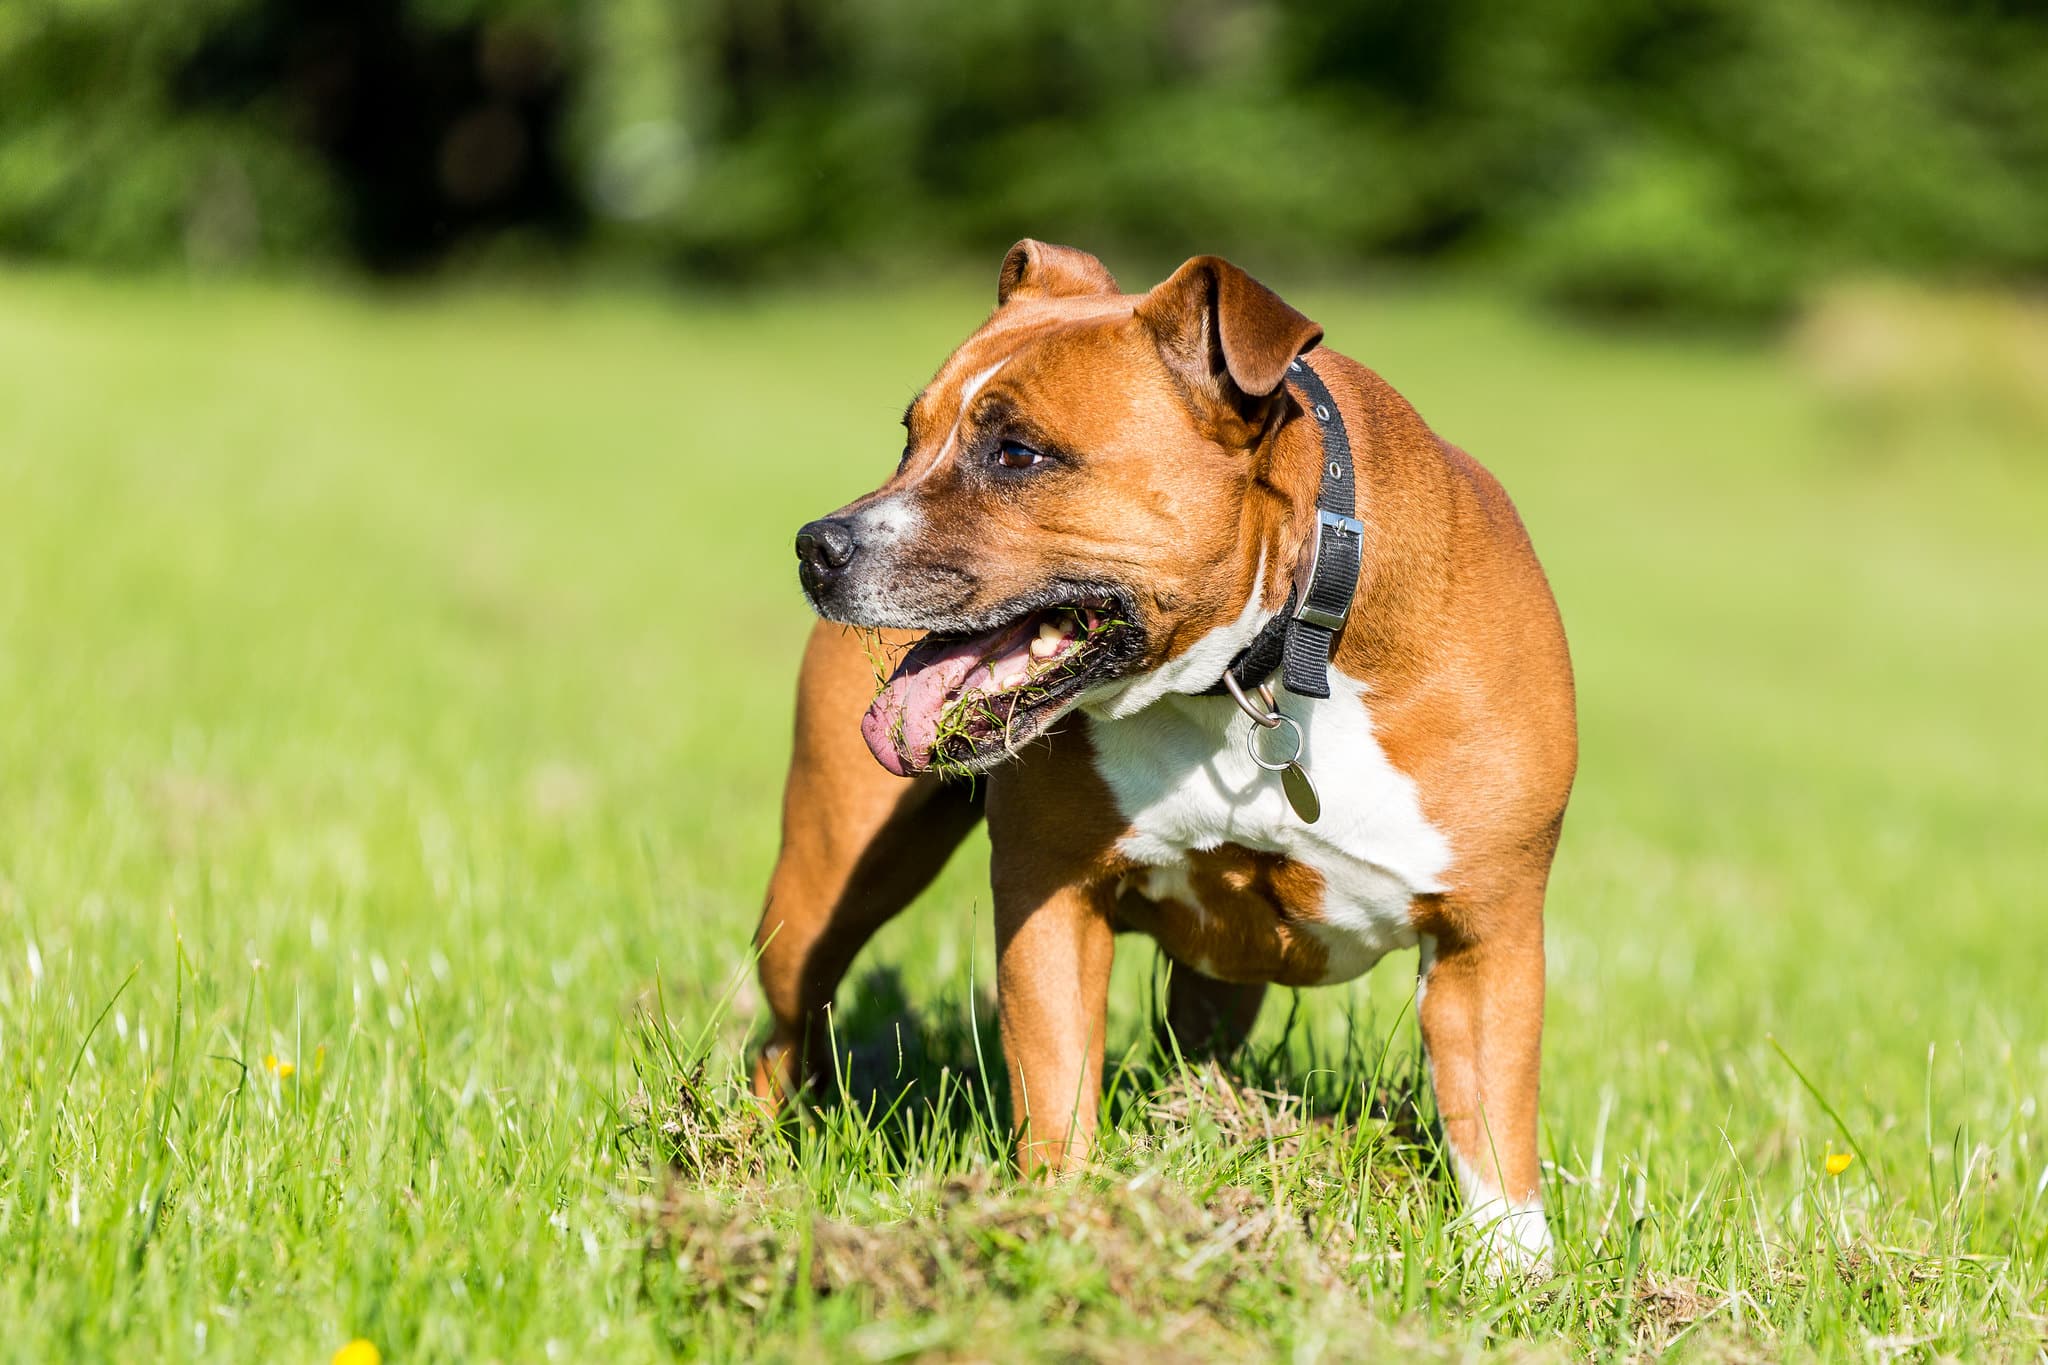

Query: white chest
[[1082, 672, 1453, 983]]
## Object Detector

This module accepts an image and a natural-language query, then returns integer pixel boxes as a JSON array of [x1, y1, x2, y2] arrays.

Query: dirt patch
[[629, 1058, 785, 1186], [1630, 1273, 1746, 1354], [1138, 1060, 1429, 1200], [647, 1172, 1356, 1358], [1143, 1062, 1322, 1160]]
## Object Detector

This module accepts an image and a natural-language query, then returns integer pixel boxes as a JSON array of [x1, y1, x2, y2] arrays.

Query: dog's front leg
[[991, 865, 1116, 1175], [1416, 895, 1551, 1273]]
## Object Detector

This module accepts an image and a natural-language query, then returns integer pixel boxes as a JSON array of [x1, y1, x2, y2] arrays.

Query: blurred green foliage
[[2, 0, 2044, 314]]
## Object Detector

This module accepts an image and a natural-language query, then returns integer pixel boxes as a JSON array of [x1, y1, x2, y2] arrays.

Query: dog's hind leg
[[750, 621, 984, 1109], [1160, 970, 1267, 1062]]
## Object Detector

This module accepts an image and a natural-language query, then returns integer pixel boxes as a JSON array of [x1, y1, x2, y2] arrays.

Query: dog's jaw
[[1079, 546, 1275, 721]]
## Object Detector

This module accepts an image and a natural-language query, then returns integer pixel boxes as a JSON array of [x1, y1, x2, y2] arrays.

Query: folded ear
[[998, 240, 1120, 305], [1134, 256, 1323, 431]]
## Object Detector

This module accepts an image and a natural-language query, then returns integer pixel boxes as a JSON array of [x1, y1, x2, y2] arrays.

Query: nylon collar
[[1200, 354, 1364, 701]]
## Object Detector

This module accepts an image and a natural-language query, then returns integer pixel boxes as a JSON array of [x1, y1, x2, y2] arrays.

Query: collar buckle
[[1291, 509, 1365, 632]]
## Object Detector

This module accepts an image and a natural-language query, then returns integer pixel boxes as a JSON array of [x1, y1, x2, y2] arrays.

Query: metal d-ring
[[1248, 714, 1304, 772], [1220, 671, 1282, 729], [1222, 671, 1304, 770]]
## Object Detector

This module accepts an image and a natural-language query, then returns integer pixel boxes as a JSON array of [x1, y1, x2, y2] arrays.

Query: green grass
[[2, 267, 2045, 1362]]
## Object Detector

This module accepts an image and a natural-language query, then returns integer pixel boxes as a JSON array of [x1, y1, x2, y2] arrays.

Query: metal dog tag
[[1280, 761, 1321, 823], [1245, 711, 1322, 825], [1224, 674, 1323, 825]]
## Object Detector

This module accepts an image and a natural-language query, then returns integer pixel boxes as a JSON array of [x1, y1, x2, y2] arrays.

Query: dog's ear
[[998, 240, 1120, 305], [1135, 256, 1323, 435]]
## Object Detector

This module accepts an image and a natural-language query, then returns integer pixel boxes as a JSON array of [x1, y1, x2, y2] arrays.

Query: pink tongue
[[861, 623, 1032, 775]]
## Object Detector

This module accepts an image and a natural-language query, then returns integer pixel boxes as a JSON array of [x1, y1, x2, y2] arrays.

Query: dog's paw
[[1460, 1195, 1554, 1281]]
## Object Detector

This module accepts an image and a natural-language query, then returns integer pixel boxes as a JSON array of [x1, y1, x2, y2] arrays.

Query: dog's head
[[796, 241, 1324, 777]]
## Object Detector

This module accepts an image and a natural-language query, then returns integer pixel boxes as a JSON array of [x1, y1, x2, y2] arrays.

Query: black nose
[[795, 517, 858, 591]]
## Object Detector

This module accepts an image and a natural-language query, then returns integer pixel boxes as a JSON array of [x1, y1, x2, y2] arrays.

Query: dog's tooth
[[1029, 633, 1060, 660]]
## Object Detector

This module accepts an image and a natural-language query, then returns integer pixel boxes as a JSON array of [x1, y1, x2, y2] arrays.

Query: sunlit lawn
[[2, 267, 2044, 1361]]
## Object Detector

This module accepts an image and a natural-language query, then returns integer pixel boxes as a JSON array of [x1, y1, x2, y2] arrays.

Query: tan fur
[[754, 244, 1575, 1227]]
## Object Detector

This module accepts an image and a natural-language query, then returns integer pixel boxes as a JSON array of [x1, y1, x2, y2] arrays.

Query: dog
[[750, 241, 1575, 1269]]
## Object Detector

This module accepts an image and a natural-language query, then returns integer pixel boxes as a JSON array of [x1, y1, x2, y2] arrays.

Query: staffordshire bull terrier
[[751, 241, 1576, 1269]]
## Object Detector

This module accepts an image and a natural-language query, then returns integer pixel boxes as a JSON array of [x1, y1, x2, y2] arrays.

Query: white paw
[[1447, 1150, 1553, 1279], [1461, 1194, 1553, 1280]]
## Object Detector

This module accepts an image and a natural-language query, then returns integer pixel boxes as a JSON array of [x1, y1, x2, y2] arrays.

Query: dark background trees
[[4, 0, 2043, 316]]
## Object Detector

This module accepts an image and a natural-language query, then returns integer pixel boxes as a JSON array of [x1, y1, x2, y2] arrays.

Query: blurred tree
[[1, 0, 2042, 315], [0, 0, 583, 270]]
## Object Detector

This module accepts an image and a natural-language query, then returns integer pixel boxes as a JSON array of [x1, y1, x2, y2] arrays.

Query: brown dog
[[751, 242, 1575, 1269]]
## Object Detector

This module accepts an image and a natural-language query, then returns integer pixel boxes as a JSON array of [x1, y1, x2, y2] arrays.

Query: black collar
[[1201, 354, 1364, 701]]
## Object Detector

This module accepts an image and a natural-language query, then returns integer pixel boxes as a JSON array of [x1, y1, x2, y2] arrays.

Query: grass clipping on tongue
[[911, 608, 1129, 783], [851, 627, 922, 776], [854, 626, 909, 698]]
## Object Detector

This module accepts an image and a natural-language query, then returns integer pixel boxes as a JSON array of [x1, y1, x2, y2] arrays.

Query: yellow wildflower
[[1825, 1151, 1854, 1176], [263, 1053, 296, 1079], [332, 1339, 380, 1365]]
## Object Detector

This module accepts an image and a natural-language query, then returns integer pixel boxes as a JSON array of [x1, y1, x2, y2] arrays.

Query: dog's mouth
[[860, 596, 1140, 778]]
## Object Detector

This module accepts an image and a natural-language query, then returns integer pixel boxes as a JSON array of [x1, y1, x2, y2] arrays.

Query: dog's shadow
[[805, 966, 1005, 1153], [800, 964, 1433, 1167]]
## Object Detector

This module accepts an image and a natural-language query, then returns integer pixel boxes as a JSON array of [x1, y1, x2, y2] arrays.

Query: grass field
[[2, 268, 2045, 1362]]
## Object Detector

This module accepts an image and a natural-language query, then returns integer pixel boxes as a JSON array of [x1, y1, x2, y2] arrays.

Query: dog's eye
[[996, 440, 1044, 470]]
